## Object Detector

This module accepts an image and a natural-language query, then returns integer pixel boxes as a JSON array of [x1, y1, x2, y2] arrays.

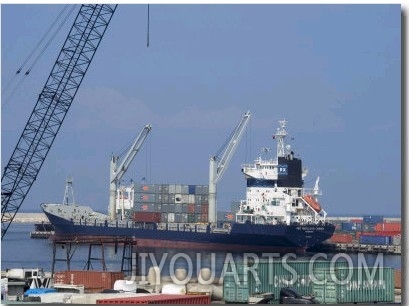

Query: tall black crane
[[1, 4, 117, 239]]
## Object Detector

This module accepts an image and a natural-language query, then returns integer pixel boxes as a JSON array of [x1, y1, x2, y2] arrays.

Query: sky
[[1, 4, 403, 217]]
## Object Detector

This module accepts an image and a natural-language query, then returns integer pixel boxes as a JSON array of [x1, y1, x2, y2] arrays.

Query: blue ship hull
[[44, 210, 335, 253]]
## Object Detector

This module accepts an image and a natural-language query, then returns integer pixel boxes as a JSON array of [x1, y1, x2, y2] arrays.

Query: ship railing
[[156, 222, 209, 233]]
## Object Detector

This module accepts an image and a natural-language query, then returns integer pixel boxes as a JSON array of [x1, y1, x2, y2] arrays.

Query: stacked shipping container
[[327, 215, 401, 246], [130, 184, 209, 224]]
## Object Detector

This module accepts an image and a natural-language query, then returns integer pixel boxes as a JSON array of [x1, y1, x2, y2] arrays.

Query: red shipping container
[[329, 233, 353, 243], [375, 222, 401, 232], [359, 231, 400, 236], [96, 294, 211, 304], [188, 204, 195, 214], [53, 270, 124, 292], [133, 212, 161, 223], [349, 218, 363, 223], [201, 204, 209, 214]]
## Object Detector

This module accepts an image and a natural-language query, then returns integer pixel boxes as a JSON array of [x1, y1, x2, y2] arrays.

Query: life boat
[[302, 194, 322, 213]]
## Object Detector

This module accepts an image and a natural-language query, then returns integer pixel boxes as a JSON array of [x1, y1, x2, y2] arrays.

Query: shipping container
[[201, 213, 208, 223], [168, 213, 175, 223], [161, 213, 168, 222], [195, 185, 204, 194], [181, 185, 189, 194], [135, 193, 156, 203], [195, 195, 202, 204], [181, 203, 188, 213], [359, 235, 393, 245], [134, 203, 155, 212], [195, 205, 202, 214], [363, 215, 384, 224], [174, 204, 182, 213], [201, 204, 209, 214], [181, 194, 189, 203], [201, 186, 209, 195], [53, 271, 124, 293], [375, 222, 401, 232], [154, 204, 162, 213], [174, 213, 183, 223], [358, 230, 401, 237], [224, 260, 348, 303], [133, 212, 161, 223], [329, 233, 353, 243], [349, 218, 363, 223], [135, 184, 156, 193], [155, 194, 162, 204], [168, 204, 175, 213], [162, 204, 169, 213], [312, 267, 394, 304], [341, 222, 362, 232], [161, 194, 169, 204], [188, 204, 195, 214], [175, 184, 182, 194], [96, 294, 211, 304], [169, 194, 175, 203], [169, 184, 176, 194], [161, 184, 169, 194], [362, 223, 376, 232], [180, 213, 188, 222], [188, 185, 196, 194]]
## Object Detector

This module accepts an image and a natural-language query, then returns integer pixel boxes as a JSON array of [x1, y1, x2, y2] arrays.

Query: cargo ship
[[41, 119, 335, 253]]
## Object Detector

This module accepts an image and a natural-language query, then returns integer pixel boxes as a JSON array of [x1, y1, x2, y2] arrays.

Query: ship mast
[[274, 119, 288, 158], [62, 178, 75, 205]]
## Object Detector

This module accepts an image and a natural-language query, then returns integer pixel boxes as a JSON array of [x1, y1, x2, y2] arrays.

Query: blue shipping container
[[359, 235, 392, 245], [188, 185, 196, 194], [341, 222, 362, 232], [363, 215, 384, 224]]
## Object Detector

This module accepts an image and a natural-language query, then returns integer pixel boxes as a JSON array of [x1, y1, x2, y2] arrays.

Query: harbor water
[[1, 223, 401, 278]]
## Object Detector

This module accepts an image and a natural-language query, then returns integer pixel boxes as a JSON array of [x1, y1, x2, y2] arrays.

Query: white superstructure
[[236, 120, 328, 226]]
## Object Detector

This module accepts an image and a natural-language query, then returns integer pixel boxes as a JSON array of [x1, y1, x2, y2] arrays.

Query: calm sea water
[[1, 223, 401, 278]]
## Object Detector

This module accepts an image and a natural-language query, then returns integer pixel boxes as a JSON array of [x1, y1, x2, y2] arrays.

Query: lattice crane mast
[[1, 4, 118, 239], [208, 111, 251, 223]]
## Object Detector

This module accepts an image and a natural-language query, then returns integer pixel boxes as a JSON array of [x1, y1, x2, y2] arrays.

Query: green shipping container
[[223, 259, 348, 304], [312, 267, 394, 304]]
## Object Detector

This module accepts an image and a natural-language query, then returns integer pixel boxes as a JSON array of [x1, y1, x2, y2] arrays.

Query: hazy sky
[[1, 4, 401, 216]]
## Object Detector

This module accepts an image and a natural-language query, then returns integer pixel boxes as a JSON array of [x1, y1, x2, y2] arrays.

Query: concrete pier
[[12, 213, 48, 223]]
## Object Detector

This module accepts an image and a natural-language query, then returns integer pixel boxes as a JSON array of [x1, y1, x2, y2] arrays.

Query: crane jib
[[1, 5, 117, 239]]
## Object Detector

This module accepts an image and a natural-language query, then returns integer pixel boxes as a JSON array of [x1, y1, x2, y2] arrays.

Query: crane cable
[[25, 5, 77, 76], [2, 5, 77, 109], [147, 4, 150, 48]]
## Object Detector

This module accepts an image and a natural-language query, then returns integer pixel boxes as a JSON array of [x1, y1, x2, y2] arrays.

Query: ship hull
[[44, 210, 335, 254]]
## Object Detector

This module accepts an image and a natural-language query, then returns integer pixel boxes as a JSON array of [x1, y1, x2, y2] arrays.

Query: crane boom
[[1, 4, 117, 239], [208, 111, 251, 223], [109, 124, 152, 219]]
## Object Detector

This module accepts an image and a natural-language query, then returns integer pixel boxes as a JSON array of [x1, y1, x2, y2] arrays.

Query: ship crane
[[109, 124, 152, 219], [1, 5, 117, 239], [208, 111, 251, 223]]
